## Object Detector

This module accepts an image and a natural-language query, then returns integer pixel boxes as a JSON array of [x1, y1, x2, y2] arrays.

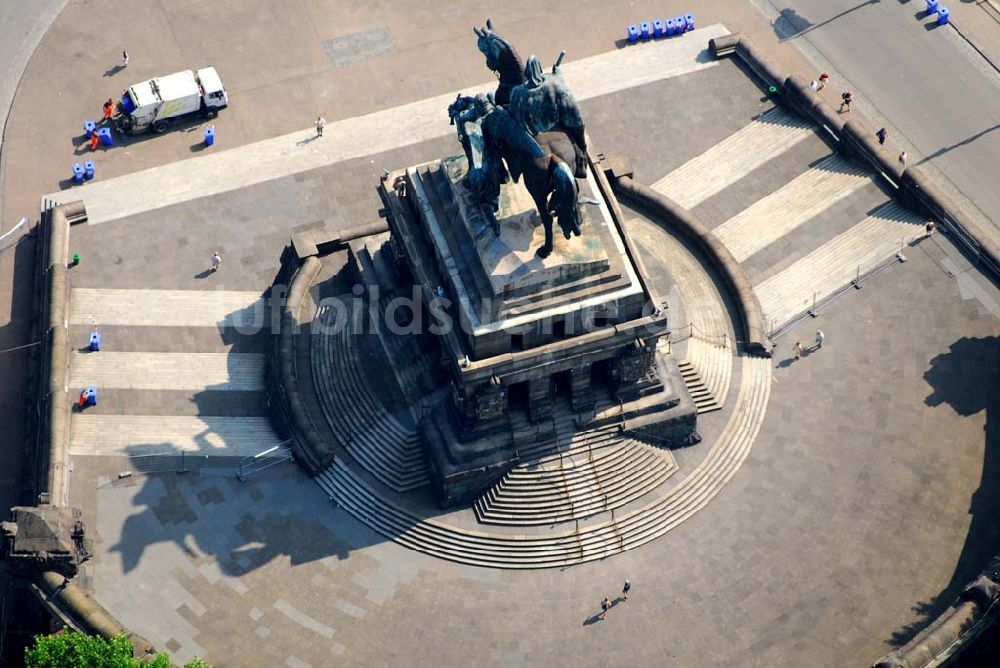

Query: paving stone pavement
[[51, 59, 1000, 666]]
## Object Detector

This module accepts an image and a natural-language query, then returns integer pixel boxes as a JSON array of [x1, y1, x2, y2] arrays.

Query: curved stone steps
[[310, 302, 428, 492], [315, 356, 771, 568], [476, 442, 678, 526]]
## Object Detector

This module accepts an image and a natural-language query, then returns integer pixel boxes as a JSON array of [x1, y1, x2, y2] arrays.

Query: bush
[[25, 632, 211, 668]]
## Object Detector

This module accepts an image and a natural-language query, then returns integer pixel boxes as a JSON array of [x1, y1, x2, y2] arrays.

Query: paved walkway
[[69, 289, 265, 328], [70, 352, 265, 392], [45, 25, 727, 225]]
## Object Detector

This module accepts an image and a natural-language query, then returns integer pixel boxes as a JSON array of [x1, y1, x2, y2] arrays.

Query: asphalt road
[[764, 0, 1000, 229]]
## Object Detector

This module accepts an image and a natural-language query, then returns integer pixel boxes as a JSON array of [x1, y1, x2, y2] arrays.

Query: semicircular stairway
[[310, 300, 429, 492], [316, 354, 771, 569], [473, 423, 679, 527]]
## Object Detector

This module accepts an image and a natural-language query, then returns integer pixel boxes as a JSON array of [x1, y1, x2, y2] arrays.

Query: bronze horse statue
[[450, 94, 581, 258], [474, 19, 525, 107]]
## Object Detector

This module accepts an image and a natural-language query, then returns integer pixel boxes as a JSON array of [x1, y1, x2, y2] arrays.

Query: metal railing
[[670, 322, 731, 349], [237, 439, 294, 481], [768, 247, 911, 342]]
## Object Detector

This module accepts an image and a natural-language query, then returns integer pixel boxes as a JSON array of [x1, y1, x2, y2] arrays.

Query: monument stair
[[475, 437, 678, 525], [356, 243, 443, 408], [315, 356, 770, 569], [414, 165, 496, 306], [677, 337, 732, 413], [310, 301, 428, 492]]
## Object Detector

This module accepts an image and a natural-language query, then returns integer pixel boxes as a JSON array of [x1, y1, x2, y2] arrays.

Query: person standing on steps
[[315, 116, 326, 137], [876, 127, 887, 146], [210, 251, 222, 273], [600, 596, 611, 620], [793, 341, 804, 361], [815, 330, 825, 350], [622, 580, 631, 600]]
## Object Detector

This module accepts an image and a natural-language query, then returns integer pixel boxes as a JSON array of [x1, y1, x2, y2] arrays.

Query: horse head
[[474, 19, 502, 71]]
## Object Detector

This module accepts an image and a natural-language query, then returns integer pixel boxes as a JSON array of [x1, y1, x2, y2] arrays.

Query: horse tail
[[549, 161, 581, 239]]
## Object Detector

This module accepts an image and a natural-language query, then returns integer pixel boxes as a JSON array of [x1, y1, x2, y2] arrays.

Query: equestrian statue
[[461, 19, 590, 258], [448, 93, 581, 259]]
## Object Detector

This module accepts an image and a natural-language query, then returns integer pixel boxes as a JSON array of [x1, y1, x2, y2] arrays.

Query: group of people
[[811, 73, 911, 166], [793, 330, 825, 361], [598, 580, 632, 621]]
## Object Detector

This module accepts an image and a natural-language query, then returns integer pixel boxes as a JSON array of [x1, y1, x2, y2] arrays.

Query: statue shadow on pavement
[[887, 334, 999, 647]]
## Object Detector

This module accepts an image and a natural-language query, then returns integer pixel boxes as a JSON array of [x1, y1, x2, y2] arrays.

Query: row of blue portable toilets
[[627, 14, 695, 42]]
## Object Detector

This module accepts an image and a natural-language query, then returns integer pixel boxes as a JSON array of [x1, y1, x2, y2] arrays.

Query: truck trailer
[[114, 67, 228, 135]]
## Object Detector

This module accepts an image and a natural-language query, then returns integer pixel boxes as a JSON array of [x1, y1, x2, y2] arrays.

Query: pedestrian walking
[[600, 596, 611, 620], [815, 330, 825, 350], [925, 220, 936, 237], [898, 151, 907, 166], [122, 49, 129, 67], [622, 580, 631, 600], [818, 72, 829, 89], [876, 127, 887, 146], [210, 251, 222, 273], [793, 341, 803, 361], [315, 116, 326, 137], [839, 91, 853, 113], [103, 98, 114, 122], [809, 79, 820, 91]]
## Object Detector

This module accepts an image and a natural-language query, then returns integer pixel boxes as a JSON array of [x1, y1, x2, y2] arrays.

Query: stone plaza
[[1, 1, 999, 666]]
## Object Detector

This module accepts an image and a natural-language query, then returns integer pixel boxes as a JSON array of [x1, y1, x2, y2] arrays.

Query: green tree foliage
[[25, 632, 211, 668]]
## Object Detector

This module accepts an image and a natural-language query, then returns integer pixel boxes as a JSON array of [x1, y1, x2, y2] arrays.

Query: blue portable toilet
[[640, 22, 651, 40], [84, 120, 97, 137], [89, 331, 101, 351], [937, 6, 950, 23], [925, 0, 939, 13], [120, 93, 135, 114], [627, 24, 639, 43], [72, 163, 85, 185], [86, 387, 98, 406], [665, 18, 676, 36], [685, 14, 696, 30], [652, 19, 664, 37], [203, 126, 215, 146], [97, 127, 113, 146], [84, 160, 95, 181], [675, 16, 687, 33]]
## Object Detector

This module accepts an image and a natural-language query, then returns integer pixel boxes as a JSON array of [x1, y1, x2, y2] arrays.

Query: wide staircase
[[652, 104, 926, 332], [315, 355, 771, 569], [474, 423, 678, 526], [310, 299, 429, 492]]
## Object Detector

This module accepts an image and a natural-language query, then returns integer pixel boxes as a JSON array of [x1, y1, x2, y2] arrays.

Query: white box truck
[[114, 67, 228, 135]]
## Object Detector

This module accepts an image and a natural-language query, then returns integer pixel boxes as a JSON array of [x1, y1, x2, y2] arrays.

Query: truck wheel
[[202, 108, 217, 120], [152, 120, 169, 134]]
